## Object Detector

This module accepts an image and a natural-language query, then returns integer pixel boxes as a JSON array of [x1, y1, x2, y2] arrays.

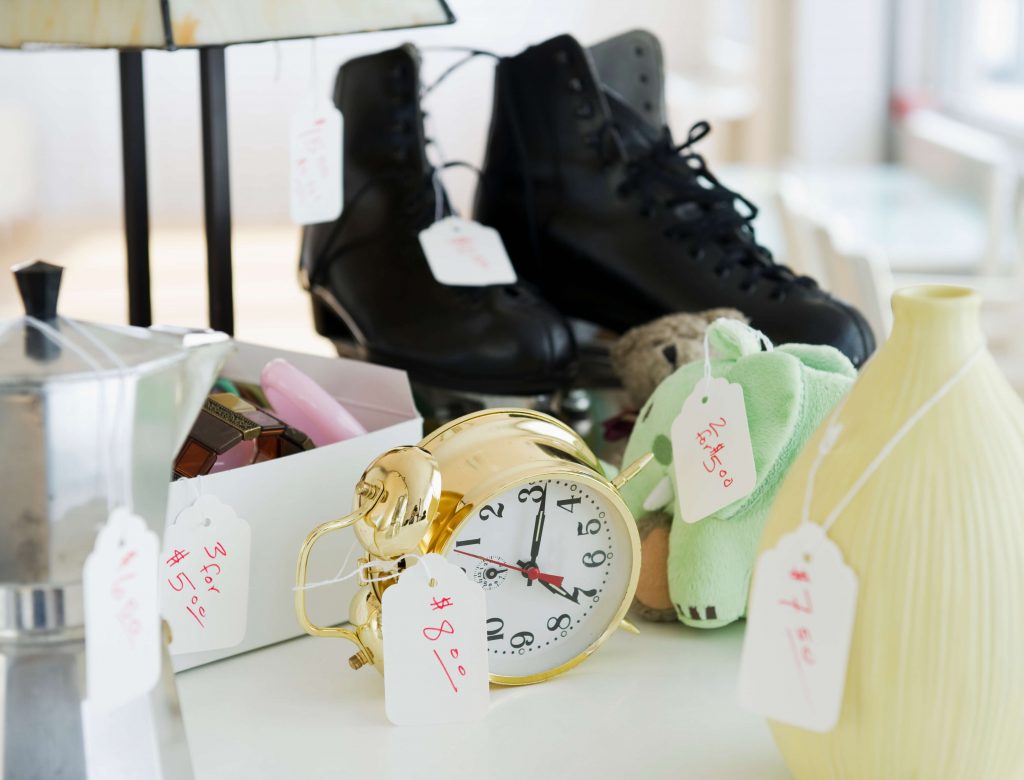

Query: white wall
[[0, 0, 708, 227], [789, 0, 890, 164]]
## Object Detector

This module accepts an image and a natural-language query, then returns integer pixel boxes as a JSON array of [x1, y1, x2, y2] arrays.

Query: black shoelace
[[599, 119, 817, 299]]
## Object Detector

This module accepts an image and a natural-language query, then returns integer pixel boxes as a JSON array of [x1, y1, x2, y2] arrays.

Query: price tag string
[[293, 552, 435, 592], [802, 344, 986, 535], [5, 315, 134, 516], [701, 319, 772, 401]]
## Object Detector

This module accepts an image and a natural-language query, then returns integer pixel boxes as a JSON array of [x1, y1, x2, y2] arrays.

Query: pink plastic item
[[260, 358, 366, 446]]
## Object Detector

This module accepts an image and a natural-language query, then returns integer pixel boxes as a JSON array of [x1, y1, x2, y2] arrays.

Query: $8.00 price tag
[[161, 495, 251, 655], [289, 99, 342, 225], [419, 217, 518, 287], [737, 523, 858, 732], [383, 553, 489, 726], [83, 508, 161, 711], [671, 376, 757, 523]]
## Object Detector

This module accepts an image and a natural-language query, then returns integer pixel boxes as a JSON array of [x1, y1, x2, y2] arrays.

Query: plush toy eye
[[652, 434, 672, 465], [661, 343, 678, 367]]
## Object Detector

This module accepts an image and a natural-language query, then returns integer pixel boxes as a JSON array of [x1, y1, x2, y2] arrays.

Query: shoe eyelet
[[575, 102, 594, 119], [639, 73, 649, 84], [635, 46, 644, 56], [641, 206, 656, 219], [568, 77, 583, 93], [643, 101, 654, 112], [739, 283, 757, 294], [616, 183, 630, 199], [555, 50, 570, 65], [771, 289, 787, 301]]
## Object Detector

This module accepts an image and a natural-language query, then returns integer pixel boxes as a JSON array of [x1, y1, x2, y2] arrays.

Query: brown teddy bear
[[609, 308, 747, 621]]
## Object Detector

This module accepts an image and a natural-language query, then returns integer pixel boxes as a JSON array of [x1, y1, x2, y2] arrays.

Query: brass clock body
[[296, 408, 650, 685]]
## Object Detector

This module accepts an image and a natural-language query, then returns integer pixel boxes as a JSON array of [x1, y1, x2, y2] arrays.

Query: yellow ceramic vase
[[759, 286, 1024, 779]]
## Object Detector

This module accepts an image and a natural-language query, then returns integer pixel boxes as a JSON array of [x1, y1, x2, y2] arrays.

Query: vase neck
[[887, 286, 984, 368]]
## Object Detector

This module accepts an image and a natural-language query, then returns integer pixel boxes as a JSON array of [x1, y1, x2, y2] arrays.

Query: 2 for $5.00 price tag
[[161, 495, 251, 656], [383, 553, 489, 726], [671, 376, 757, 523]]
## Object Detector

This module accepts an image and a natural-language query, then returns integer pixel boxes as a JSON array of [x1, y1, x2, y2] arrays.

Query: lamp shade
[[0, 0, 454, 49]]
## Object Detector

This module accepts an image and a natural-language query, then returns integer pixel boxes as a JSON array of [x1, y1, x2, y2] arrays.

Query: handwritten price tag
[[161, 495, 251, 655], [419, 217, 518, 287], [82, 695, 163, 780], [738, 523, 858, 732], [83, 508, 161, 711], [382, 553, 489, 725], [289, 100, 343, 225], [671, 376, 756, 523]]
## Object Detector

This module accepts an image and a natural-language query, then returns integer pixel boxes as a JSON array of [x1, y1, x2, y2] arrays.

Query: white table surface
[[177, 619, 790, 780]]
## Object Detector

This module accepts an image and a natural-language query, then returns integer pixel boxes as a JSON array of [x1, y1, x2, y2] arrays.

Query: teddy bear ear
[[707, 318, 768, 361]]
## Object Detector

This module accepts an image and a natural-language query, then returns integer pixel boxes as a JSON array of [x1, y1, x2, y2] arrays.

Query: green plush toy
[[620, 319, 857, 629]]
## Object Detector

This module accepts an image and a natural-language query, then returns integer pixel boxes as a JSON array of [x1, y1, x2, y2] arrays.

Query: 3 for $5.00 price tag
[[161, 495, 251, 656], [671, 376, 757, 523], [383, 553, 489, 726]]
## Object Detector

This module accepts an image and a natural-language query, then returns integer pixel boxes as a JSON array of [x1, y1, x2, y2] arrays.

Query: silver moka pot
[[0, 261, 232, 779]]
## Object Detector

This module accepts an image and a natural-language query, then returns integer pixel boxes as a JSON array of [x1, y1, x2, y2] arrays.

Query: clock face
[[444, 477, 634, 679]]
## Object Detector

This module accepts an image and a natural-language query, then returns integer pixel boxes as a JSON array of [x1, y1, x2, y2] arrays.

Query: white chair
[[812, 220, 893, 338]]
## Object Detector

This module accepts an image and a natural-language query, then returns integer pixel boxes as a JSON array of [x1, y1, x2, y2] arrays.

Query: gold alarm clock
[[295, 408, 651, 685]]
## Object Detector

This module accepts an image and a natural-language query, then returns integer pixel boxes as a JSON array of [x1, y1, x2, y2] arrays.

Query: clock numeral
[[478, 503, 505, 521], [510, 631, 535, 649], [517, 486, 545, 504], [546, 614, 571, 632], [557, 496, 582, 513], [455, 538, 480, 547], [541, 581, 598, 604], [577, 518, 601, 536], [486, 618, 505, 641], [582, 550, 607, 568]]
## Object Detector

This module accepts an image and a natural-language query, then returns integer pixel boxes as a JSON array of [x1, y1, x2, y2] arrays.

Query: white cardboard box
[[166, 342, 422, 671]]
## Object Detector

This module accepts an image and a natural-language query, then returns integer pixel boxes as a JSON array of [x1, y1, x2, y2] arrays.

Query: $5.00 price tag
[[671, 376, 757, 523], [83, 508, 161, 712], [737, 523, 858, 732], [161, 495, 251, 655], [419, 217, 518, 287], [289, 100, 342, 225], [383, 553, 489, 726]]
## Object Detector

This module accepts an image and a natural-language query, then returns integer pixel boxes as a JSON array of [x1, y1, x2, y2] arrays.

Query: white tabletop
[[177, 619, 790, 780]]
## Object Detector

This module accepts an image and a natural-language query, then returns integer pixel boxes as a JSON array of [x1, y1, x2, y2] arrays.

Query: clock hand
[[454, 550, 564, 587], [539, 578, 598, 605], [524, 484, 548, 587], [529, 484, 548, 562]]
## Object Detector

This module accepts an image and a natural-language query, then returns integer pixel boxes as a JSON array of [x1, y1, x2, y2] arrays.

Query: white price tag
[[82, 695, 163, 780], [289, 100, 342, 225], [160, 495, 251, 655], [671, 376, 757, 523], [738, 523, 858, 732], [383, 553, 489, 726], [83, 508, 161, 711], [419, 217, 518, 287]]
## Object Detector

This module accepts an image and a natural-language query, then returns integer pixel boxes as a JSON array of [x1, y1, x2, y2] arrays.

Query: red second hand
[[454, 550, 564, 588]]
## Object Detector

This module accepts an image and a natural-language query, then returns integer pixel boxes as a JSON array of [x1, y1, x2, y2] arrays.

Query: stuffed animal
[[619, 318, 857, 628], [610, 309, 747, 409], [607, 309, 746, 620]]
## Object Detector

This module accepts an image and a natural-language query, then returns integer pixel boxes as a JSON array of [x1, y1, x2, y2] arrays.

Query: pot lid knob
[[13, 260, 63, 321]]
